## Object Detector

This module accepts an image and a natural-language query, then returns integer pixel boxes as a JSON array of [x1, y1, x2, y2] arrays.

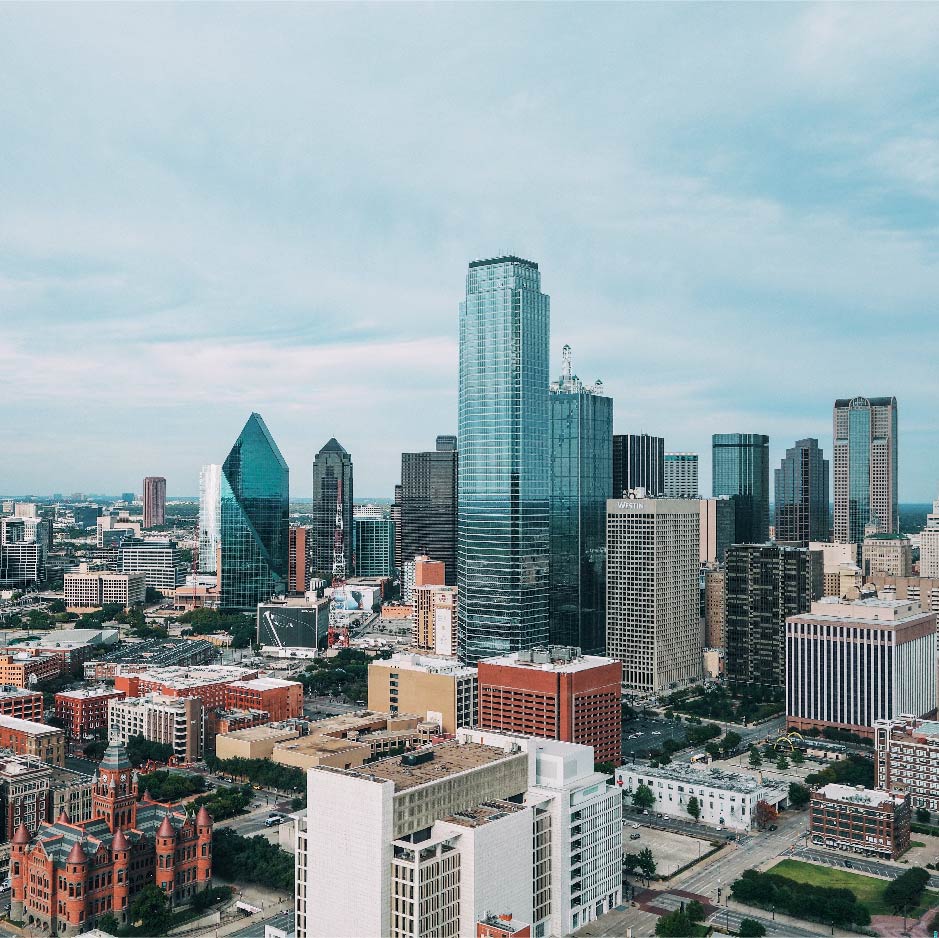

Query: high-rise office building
[[663, 453, 698, 498], [218, 413, 289, 609], [833, 396, 899, 544], [725, 543, 820, 690], [287, 525, 312, 595], [920, 493, 939, 579], [606, 496, 701, 694], [548, 347, 612, 653], [310, 439, 353, 581], [400, 436, 458, 584], [774, 439, 829, 547], [612, 434, 664, 497], [457, 256, 550, 663], [699, 497, 736, 566], [118, 539, 186, 593], [712, 433, 770, 543], [391, 484, 403, 573], [198, 464, 221, 575], [353, 517, 396, 578], [142, 476, 166, 528]]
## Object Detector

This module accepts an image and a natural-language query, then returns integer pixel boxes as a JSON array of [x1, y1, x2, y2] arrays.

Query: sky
[[1, 3, 938, 500]]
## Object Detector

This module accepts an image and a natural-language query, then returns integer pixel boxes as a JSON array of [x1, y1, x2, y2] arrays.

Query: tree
[[791, 749, 804, 765], [96, 913, 121, 935], [637, 846, 657, 883], [655, 910, 691, 937], [721, 731, 742, 756], [916, 807, 931, 824], [632, 783, 656, 810], [686, 900, 706, 923], [883, 867, 929, 914], [623, 853, 640, 876], [129, 883, 171, 934], [776, 754, 789, 770], [754, 800, 778, 830], [788, 782, 810, 809], [687, 796, 701, 822], [705, 742, 722, 760], [126, 734, 174, 768], [748, 746, 763, 767], [738, 918, 767, 937]]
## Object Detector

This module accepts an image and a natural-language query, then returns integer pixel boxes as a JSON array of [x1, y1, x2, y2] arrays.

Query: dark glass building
[[775, 438, 830, 547], [457, 256, 550, 662], [612, 434, 664, 497], [725, 543, 820, 690], [712, 433, 770, 543], [400, 435, 458, 584], [548, 349, 612, 653], [219, 413, 289, 609], [310, 439, 353, 581]]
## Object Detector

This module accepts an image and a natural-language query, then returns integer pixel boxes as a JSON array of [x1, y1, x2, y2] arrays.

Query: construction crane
[[327, 479, 350, 649]]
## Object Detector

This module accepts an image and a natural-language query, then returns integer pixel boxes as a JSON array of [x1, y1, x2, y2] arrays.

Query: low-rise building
[[204, 707, 270, 743], [613, 762, 789, 831], [0, 715, 65, 766], [64, 564, 146, 610], [368, 653, 478, 734], [224, 678, 304, 721], [84, 640, 220, 681], [55, 686, 126, 744], [874, 717, 939, 812], [0, 652, 63, 688], [0, 686, 44, 721], [810, 783, 911, 859], [215, 723, 302, 761], [862, 534, 913, 578], [107, 693, 203, 762], [257, 596, 330, 649]]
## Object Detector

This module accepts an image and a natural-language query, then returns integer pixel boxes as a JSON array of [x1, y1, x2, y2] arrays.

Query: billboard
[[256, 601, 328, 648]]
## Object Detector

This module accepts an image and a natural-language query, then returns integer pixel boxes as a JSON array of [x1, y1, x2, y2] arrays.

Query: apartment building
[[223, 678, 304, 721], [874, 717, 939, 812], [0, 653, 62, 689], [0, 687, 44, 722], [64, 564, 146, 609], [413, 584, 458, 657], [368, 653, 478, 734], [55, 686, 126, 743], [810, 783, 910, 859], [0, 715, 65, 766], [107, 693, 203, 762]]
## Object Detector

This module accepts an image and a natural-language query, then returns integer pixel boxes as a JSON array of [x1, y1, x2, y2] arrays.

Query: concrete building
[[920, 494, 939, 580], [55, 686, 126, 744], [215, 723, 302, 761], [257, 595, 329, 649], [142, 476, 166, 528], [810, 783, 910, 859], [0, 686, 44, 721], [402, 554, 446, 605], [288, 525, 312, 595], [833, 396, 899, 545], [664, 453, 699, 498], [477, 647, 622, 765], [64, 564, 146, 610], [606, 495, 701, 694], [368, 653, 477, 734], [413, 584, 458, 657], [786, 598, 937, 739], [699, 497, 735, 567], [95, 513, 142, 548], [704, 566, 726, 649], [614, 762, 789, 832], [810, 542, 860, 597], [862, 534, 913, 578], [107, 693, 204, 762], [0, 715, 65, 765], [874, 717, 939, 812], [864, 574, 939, 629], [118, 538, 186, 593], [354, 517, 396, 578]]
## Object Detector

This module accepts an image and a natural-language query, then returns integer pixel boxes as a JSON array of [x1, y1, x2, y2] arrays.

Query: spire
[[57, 809, 71, 824], [196, 805, 212, 827], [112, 828, 129, 851], [12, 823, 30, 845], [67, 840, 87, 864], [157, 815, 176, 838]]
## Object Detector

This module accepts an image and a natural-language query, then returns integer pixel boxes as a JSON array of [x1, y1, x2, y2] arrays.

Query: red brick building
[[810, 783, 911, 859], [0, 653, 63, 688], [477, 647, 622, 765], [0, 715, 66, 766], [113, 665, 259, 709], [224, 678, 303, 721], [55, 687, 126, 744], [10, 741, 212, 936], [0, 686, 44, 722]]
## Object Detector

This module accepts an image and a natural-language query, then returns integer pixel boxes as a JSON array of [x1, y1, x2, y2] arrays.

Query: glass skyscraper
[[612, 433, 664, 497], [457, 256, 550, 662], [548, 347, 612, 653], [311, 438, 354, 581], [833, 397, 898, 545], [774, 438, 829, 547], [198, 463, 221, 574], [712, 433, 770, 543], [219, 413, 289, 609]]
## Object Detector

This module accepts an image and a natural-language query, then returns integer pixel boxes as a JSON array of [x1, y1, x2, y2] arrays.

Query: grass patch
[[767, 859, 939, 917], [910, 841, 926, 848]]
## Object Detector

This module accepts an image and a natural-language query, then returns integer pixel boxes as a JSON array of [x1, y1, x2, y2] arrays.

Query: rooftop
[[0, 714, 62, 736], [120, 664, 256, 687], [801, 597, 928, 624], [468, 255, 538, 270], [439, 800, 525, 829], [226, 677, 301, 692], [55, 685, 124, 700], [480, 646, 618, 674], [621, 760, 788, 795], [0, 685, 41, 698], [818, 783, 906, 806], [371, 653, 476, 677], [221, 724, 301, 743]]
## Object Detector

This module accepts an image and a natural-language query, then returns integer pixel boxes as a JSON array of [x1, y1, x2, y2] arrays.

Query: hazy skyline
[[2, 4, 938, 499]]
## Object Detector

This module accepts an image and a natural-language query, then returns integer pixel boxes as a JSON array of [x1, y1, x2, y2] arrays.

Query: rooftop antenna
[[562, 344, 572, 385]]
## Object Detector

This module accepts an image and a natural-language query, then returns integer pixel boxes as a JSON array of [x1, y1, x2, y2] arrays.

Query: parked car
[[768, 824, 778, 831], [629, 833, 641, 841], [631, 823, 640, 829]]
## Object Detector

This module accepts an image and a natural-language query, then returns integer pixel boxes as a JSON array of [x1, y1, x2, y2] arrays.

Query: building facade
[[0, 715, 65, 765], [704, 566, 726, 648], [64, 567, 146, 610], [612, 434, 664, 498], [107, 694, 204, 762], [874, 717, 939, 812], [712, 433, 770, 544], [699, 497, 736, 566], [354, 517, 396, 578], [664, 453, 698, 498], [55, 687, 126, 744], [809, 783, 910, 860], [219, 413, 290, 609], [0, 687, 44, 721], [862, 534, 913, 577], [198, 463, 221, 575], [142, 476, 166, 529], [548, 348, 612, 654], [118, 538, 186, 593], [413, 584, 458, 657], [833, 396, 899, 544], [287, 525, 312, 595], [606, 496, 701, 694], [457, 257, 550, 663], [786, 598, 937, 739], [400, 436, 458, 585], [311, 438, 354, 581], [774, 439, 829, 547]]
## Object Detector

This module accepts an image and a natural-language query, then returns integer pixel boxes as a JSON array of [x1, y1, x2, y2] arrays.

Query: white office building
[[118, 538, 186, 593], [199, 464, 222, 575], [919, 495, 939, 579], [663, 453, 699, 498]]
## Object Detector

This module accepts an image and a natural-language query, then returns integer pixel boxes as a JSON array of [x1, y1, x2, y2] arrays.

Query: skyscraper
[[457, 256, 550, 662], [774, 438, 829, 547], [142, 477, 166, 528], [664, 452, 699, 498], [310, 439, 353, 581], [833, 397, 899, 544], [548, 345, 612, 653], [400, 435, 458, 584], [712, 433, 770, 543], [218, 413, 289, 609], [198, 464, 221, 575], [920, 493, 939, 579], [353, 517, 395, 578], [612, 434, 664, 497]]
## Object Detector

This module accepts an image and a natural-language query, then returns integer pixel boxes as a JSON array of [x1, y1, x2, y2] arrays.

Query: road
[[623, 805, 744, 844], [228, 909, 294, 938], [706, 904, 821, 937], [789, 844, 939, 890]]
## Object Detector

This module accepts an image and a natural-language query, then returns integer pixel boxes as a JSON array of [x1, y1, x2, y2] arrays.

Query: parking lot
[[622, 716, 690, 758], [624, 824, 720, 878]]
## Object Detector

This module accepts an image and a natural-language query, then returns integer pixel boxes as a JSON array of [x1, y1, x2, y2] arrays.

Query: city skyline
[[2, 5, 938, 499]]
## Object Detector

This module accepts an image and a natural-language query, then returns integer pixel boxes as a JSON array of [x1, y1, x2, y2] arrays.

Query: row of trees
[[203, 753, 306, 793], [178, 608, 255, 648], [212, 828, 294, 891], [730, 869, 871, 928], [190, 784, 253, 821], [748, 744, 804, 770], [883, 867, 930, 915], [804, 754, 875, 789]]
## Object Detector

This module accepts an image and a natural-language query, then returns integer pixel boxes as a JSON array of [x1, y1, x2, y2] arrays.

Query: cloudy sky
[[2, 4, 938, 500]]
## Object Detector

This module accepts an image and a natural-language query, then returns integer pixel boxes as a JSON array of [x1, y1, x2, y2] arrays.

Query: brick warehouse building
[[809, 783, 910, 859], [55, 687, 126, 746], [11, 741, 212, 935], [223, 678, 303, 721], [0, 686, 44, 721], [477, 646, 622, 765]]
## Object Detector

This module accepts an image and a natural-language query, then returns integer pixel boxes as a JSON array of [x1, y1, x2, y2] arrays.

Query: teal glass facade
[[219, 413, 289, 609], [354, 517, 396, 578], [548, 370, 612, 654], [712, 433, 770, 543], [457, 256, 550, 662]]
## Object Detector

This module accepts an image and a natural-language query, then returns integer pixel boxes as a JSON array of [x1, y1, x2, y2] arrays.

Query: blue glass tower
[[457, 256, 550, 662], [219, 413, 289, 609], [712, 433, 770, 543], [774, 438, 829, 547], [548, 346, 613, 653]]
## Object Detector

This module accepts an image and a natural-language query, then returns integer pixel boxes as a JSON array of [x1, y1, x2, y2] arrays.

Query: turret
[[9, 823, 30, 921], [155, 815, 177, 899], [63, 840, 89, 937], [111, 828, 131, 925], [195, 806, 212, 891]]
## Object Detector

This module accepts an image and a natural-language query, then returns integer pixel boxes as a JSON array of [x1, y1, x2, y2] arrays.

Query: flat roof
[[126, 665, 257, 687], [619, 761, 787, 795], [56, 686, 123, 700], [819, 783, 905, 806], [480, 650, 618, 674], [227, 678, 301, 692], [221, 725, 300, 742], [0, 685, 41, 697], [372, 654, 476, 678], [0, 714, 61, 736], [439, 800, 525, 829]]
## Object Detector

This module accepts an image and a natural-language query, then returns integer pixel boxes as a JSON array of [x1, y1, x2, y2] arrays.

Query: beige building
[[413, 586, 458, 657], [863, 535, 913, 578], [0, 716, 65, 766], [107, 693, 203, 762], [703, 566, 725, 648], [875, 717, 939, 812], [215, 724, 301, 761], [368, 653, 477, 734], [64, 564, 146, 610], [809, 541, 859, 596]]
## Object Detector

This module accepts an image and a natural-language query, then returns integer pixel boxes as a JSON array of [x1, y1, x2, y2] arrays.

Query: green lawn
[[767, 859, 939, 917]]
